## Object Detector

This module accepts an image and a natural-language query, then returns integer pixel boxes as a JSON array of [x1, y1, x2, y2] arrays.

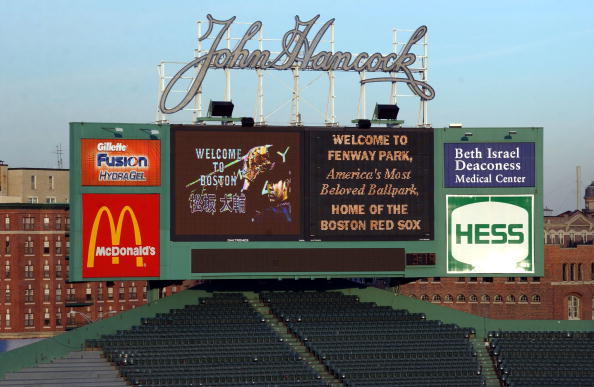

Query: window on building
[[118, 284, 125, 300], [107, 286, 113, 300], [5, 237, 9, 255], [469, 294, 478, 303], [24, 237, 34, 255], [44, 309, 50, 327], [432, 277, 441, 282], [55, 262, 62, 278], [563, 263, 567, 281], [43, 261, 50, 278], [578, 264, 583, 281], [55, 238, 62, 255], [66, 288, 75, 302], [494, 295, 503, 303], [418, 277, 428, 282], [23, 216, 34, 230], [55, 312, 62, 326], [49, 175, 54, 190], [129, 284, 137, 300], [25, 310, 34, 327], [55, 286, 62, 302], [519, 295, 528, 303], [43, 285, 50, 302], [4, 260, 10, 279], [27, 197, 38, 204], [519, 277, 528, 282], [46, 197, 56, 203], [456, 294, 466, 303], [25, 285, 34, 303], [421, 294, 429, 302], [43, 216, 50, 230], [5, 311, 10, 328], [456, 277, 466, 283], [5, 285, 10, 303], [65, 217, 70, 231], [4, 216, 9, 231], [532, 277, 541, 283], [532, 295, 541, 303], [143, 286, 147, 300], [481, 295, 490, 303], [97, 284, 103, 301], [506, 295, 516, 303], [66, 241, 70, 255], [444, 294, 453, 303], [483, 277, 493, 283], [568, 295, 580, 320], [24, 261, 34, 278], [30, 175, 36, 190], [55, 217, 62, 230], [86, 287, 92, 302], [43, 237, 50, 254], [507, 277, 515, 282], [469, 277, 477, 282]]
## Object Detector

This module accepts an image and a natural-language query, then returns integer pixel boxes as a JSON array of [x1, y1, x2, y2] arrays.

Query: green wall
[[70, 123, 543, 281]]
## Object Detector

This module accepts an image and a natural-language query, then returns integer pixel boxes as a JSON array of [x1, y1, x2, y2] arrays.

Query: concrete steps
[[0, 350, 128, 387], [244, 292, 344, 387], [470, 337, 502, 387]]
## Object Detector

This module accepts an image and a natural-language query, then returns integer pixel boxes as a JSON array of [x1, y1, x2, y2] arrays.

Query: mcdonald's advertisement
[[171, 127, 301, 240], [82, 194, 160, 278], [80, 139, 161, 186]]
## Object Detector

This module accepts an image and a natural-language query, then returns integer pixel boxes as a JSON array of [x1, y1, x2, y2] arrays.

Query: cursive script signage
[[159, 15, 435, 114]]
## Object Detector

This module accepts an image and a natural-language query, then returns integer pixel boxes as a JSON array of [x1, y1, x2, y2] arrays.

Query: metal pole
[[357, 71, 366, 119], [194, 21, 204, 120], [291, 66, 301, 126], [255, 28, 265, 125], [325, 22, 336, 126], [224, 27, 231, 101]]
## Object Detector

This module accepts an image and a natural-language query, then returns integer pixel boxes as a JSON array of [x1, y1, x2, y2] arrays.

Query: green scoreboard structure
[[69, 122, 543, 281]]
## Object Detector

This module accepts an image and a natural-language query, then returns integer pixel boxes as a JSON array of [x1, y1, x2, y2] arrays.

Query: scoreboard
[[69, 123, 543, 280]]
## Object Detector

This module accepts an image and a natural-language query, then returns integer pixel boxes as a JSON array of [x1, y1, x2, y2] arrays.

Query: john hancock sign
[[159, 15, 435, 114]]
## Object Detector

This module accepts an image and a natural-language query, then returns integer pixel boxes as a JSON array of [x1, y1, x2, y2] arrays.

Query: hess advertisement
[[446, 195, 534, 274], [171, 127, 301, 240], [81, 139, 161, 186], [309, 129, 434, 240], [82, 194, 160, 278]]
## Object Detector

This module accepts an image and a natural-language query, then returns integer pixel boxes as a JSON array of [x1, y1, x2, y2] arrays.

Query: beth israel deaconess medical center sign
[[158, 14, 435, 114]]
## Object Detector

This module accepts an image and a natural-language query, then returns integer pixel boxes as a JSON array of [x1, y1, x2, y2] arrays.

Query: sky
[[0, 0, 592, 213]]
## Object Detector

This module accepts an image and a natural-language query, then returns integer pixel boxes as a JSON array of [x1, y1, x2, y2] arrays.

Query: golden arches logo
[[87, 205, 144, 268]]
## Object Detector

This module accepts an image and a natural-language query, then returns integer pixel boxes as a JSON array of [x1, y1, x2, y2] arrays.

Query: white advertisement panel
[[446, 195, 534, 274]]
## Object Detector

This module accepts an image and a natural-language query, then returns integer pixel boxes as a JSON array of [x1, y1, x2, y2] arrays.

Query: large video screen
[[171, 127, 302, 240], [309, 129, 434, 240]]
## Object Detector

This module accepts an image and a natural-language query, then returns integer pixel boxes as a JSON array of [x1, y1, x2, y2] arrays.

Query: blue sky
[[0, 0, 592, 213]]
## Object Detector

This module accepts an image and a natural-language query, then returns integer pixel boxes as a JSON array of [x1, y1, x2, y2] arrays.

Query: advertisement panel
[[81, 139, 161, 186], [82, 194, 160, 278], [446, 195, 533, 274], [444, 143, 535, 188], [171, 127, 301, 240], [309, 129, 434, 240]]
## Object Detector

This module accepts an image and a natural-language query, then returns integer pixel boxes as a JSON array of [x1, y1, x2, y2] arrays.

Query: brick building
[[0, 164, 194, 338], [400, 182, 594, 321]]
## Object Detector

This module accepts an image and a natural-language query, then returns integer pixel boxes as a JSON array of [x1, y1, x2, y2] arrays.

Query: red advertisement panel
[[81, 139, 161, 186], [82, 194, 160, 278]]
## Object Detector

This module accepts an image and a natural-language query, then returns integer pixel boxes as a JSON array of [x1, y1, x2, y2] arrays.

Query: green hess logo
[[447, 195, 533, 274]]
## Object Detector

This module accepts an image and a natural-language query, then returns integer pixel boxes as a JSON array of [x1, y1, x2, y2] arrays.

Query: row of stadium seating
[[488, 330, 594, 387], [89, 292, 324, 386], [261, 291, 485, 387]]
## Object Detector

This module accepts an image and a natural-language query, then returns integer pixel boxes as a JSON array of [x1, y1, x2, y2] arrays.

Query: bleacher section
[[89, 293, 323, 386], [488, 331, 594, 387], [262, 291, 485, 387]]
